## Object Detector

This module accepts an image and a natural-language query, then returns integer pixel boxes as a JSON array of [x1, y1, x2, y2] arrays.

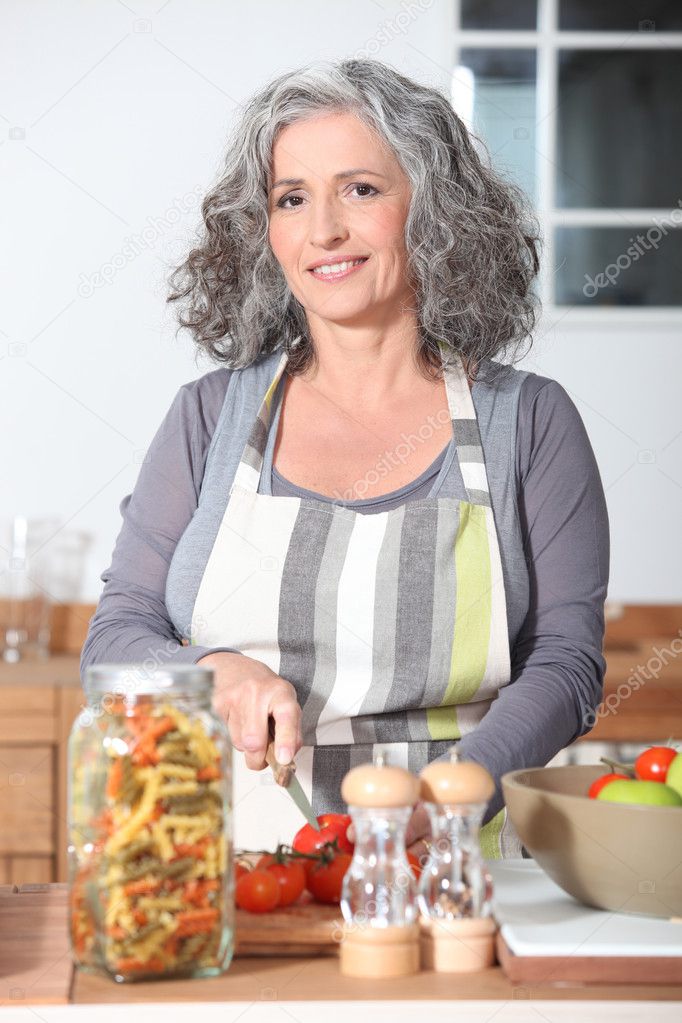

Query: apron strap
[[438, 340, 493, 508]]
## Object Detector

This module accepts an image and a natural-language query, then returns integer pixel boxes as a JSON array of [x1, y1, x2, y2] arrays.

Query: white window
[[452, 0, 682, 319]]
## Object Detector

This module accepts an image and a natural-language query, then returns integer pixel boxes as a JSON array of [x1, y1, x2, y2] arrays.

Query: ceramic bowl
[[502, 764, 682, 918]]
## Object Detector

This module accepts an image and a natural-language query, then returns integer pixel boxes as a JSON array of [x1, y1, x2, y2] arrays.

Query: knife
[[265, 715, 321, 831]]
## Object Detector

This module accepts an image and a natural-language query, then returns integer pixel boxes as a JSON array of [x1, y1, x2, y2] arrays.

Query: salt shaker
[[417, 748, 497, 972], [338, 748, 421, 978]]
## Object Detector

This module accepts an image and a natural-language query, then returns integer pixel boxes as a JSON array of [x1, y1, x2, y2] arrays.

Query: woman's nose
[[308, 201, 348, 247]]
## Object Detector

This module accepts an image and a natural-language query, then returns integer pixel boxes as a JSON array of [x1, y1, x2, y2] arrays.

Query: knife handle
[[265, 715, 295, 787]]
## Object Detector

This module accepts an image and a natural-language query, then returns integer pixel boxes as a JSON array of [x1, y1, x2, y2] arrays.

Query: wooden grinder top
[[419, 749, 495, 805], [341, 750, 420, 808]]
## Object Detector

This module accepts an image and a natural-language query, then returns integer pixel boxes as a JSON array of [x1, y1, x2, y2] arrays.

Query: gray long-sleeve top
[[80, 361, 610, 825]]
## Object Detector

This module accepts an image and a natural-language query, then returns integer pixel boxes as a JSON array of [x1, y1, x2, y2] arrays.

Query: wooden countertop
[[1, 884, 681, 1008], [577, 604, 682, 742], [0, 652, 82, 687]]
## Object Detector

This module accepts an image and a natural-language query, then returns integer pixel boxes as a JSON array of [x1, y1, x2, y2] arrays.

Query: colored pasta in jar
[[68, 665, 234, 982]]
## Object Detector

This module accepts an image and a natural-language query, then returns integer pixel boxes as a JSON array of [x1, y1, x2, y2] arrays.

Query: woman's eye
[[276, 182, 378, 209], [276, 194, 303, 209], [352, 183, 378, 199]]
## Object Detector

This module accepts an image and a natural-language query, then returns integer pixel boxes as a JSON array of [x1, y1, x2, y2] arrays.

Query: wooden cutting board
[[496, 933, 682, 985], [235, 889, 343, 956], [234, 850, 343, 955]]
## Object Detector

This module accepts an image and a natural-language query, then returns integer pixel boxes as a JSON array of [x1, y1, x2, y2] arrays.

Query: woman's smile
[[308, 256, 369, 282]]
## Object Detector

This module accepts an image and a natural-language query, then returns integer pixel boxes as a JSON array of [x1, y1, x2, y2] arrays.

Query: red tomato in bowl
[[635, 746, 677, 782], [588, 772, 630, 799]]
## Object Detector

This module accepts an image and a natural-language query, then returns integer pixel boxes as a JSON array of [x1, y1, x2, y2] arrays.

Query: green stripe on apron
[[427, 501, 492, 741]]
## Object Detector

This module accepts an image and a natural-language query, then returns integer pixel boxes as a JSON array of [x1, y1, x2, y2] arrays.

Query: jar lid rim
[[84, 662, 214, 696]]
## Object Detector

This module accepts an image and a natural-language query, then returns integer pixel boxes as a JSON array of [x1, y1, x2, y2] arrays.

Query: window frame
[[452, 0, 682, 322]]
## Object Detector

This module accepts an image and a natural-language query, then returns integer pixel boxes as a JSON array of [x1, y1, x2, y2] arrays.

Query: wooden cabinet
[[0, 656, 83, 884], [583, 604, 682, 743]]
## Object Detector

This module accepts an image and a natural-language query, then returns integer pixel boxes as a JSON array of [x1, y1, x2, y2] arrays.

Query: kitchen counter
[[1, 879, 681, 1018], [72, 954, 682, 1004], [2, 1002, 682, 1023]]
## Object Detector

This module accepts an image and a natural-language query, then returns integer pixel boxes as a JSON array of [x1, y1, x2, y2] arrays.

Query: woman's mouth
[[307, 257, 369, 282]]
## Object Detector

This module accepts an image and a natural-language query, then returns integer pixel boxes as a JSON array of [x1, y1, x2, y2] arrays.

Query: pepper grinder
[[417, 748, 497, 972], [338, 748, 421, 978]]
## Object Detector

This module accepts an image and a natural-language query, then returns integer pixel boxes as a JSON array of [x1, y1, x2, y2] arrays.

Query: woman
[[81, 59, 610, 860]]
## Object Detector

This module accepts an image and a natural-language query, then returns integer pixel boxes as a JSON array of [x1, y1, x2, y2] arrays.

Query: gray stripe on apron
[[381, 502, 440, 721], [408, 497, 462, 741], [301, 507, 355, 745], [278, 502, 335, 722], [312, 745, 354, 817]]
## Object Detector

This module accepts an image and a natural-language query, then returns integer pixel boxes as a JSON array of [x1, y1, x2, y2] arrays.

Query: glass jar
[[338, 749, 421, 978], [417, 750, 495, 922], [340, 749, 420, 929], [417, 797, 494, 920], [340, 804, 418, 926], [67, 663, 234, 982]]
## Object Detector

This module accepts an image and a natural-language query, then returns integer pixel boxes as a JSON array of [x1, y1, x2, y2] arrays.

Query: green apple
[[596, 778, 682, 807], [666, 752, 682, 799]]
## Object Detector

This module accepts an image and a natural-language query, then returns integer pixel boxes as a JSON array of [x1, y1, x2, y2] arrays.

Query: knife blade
[[265, 715, 321, 831]]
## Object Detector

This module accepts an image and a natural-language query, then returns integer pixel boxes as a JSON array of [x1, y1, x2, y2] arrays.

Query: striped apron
[[190, 341, 522, 858]]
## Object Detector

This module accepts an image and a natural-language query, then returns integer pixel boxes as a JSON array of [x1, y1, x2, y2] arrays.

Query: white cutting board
[[487, 859, 682, 957]]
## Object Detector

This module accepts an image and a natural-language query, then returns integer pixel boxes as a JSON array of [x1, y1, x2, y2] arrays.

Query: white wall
[[519, 320, 682, 601], [2, 0, 680, 604]]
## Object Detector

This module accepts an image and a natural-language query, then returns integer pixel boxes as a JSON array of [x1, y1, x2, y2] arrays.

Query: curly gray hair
[[167, 58, 541, 380]]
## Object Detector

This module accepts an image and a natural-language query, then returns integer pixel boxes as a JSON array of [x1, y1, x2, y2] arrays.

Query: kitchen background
[[0, 0, 680, 883]]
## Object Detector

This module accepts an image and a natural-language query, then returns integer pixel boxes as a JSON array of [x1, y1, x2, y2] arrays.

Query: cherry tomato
[[293, 813, 354, 857], [293, 813, 354, 879], [255, 854, 306, 907], [319, 813, 354, 853], [235, 862, 250, 883], [588, 772, 630, 799], [235, 868, 280, 913], [407, 851, 422, 881], [306, 852, 352, 904], [634, 746, 677, 782]]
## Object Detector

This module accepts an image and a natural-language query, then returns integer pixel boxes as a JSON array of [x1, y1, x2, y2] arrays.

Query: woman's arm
[[79, 368, 243, 681], [436, 374, 611, 825]]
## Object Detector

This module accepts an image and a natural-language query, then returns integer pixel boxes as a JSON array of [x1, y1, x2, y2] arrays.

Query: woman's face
[[267, 112, 414, 328]]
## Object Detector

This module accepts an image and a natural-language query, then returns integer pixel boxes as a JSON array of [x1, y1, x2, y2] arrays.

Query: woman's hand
[[404, 799, 431, 861], [196, 651, 302, 771]]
